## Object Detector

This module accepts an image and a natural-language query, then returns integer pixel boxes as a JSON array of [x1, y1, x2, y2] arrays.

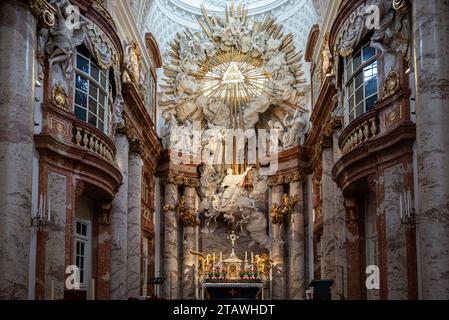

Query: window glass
[[77, 55, 89, 73], [344, 43, 378, 124], [74, 47, 110, 134]]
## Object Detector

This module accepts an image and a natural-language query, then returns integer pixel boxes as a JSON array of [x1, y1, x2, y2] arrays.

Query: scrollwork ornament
[[52, 83, 68, 109], [30, 0, 56, 28], [392, 0, 410, 13], [383, 70, 400, 99], [270, 194, 299, 224]]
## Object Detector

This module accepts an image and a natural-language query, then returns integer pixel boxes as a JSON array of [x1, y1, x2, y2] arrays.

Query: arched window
[[343, 41, 378, 124], [74, 46, 111, 134]]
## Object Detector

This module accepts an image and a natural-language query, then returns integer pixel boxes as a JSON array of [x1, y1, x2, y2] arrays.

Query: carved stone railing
[[73, 120, 114, 162], [340, 111, 379, 154]]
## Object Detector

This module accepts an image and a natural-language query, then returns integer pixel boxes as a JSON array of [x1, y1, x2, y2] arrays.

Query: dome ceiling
[[144, 0, 320, 54], [177, 0, 292, 12]]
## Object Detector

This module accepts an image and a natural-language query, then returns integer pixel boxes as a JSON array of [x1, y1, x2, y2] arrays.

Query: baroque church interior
[[0, 0, 449, 301]]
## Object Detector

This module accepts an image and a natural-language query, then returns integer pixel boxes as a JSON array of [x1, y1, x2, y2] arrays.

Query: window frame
[[74, 48, 112, 134], [73, 218, 92, 290], [343, 43, 379, 125], [365, 193, 379, 300]]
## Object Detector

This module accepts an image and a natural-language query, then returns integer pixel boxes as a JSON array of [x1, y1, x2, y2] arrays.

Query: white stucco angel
[[124, 42, 140, 83], [46, 0, 87, 78], [268, 120, 285, 153], [282, 109, 311, 148], [160, 112, 177, 150], [111, 95, 125, 137]]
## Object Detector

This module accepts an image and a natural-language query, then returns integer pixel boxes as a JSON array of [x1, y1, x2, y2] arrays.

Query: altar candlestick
[[245, 251, 248, 262], [213, 253, 216, 264], [50, 280, 55, 300], [404, 191, 408, 218], [251, 252, 254, 263], [91, 279, 95, 300], [38, 193, 43, 219], [219, 251, 223, 262], [407, 190, 412, 218], [47, 198, 51, 222]]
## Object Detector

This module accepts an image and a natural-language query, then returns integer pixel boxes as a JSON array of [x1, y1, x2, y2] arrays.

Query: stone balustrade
[[74, 121, 114, 162], [340, 114, 379, 154]]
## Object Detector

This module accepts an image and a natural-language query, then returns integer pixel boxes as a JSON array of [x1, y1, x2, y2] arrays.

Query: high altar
[[196, 231, 270, 299], [158, 1, 308, 300]]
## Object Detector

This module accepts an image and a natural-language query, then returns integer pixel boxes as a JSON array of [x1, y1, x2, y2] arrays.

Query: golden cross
[[229, 289, 237, 296], [227, 231, 239, 247]]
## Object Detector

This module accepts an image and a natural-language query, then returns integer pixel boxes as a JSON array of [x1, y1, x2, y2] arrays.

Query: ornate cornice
[[267, 171, 305, 186], [129, 139, 149, 159], [320, 115, 343, 149], [160, 175, 200, 188]]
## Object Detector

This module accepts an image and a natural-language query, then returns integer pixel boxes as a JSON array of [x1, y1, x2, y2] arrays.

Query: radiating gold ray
[[161, 1, 307, 133]]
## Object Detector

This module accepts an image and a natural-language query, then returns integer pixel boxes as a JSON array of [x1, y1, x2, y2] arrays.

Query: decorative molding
[[84, 20, 118, 70], [384, 106, 402, 126], [50, 118, 69, 136], [270, 194, 299, 224], [161, 175, 200, 188], [383, 71, 400, 99], [320, 115, 343, 149], [392, 0, 411, 13], [163, 195, 199, 226], [52, 84, 68, 110], [333, 0, 411, 75], [267, 171, 304, 186], [177, 196, 199, 227], [29, 0, 56, 28], [92, 0, 117, 30], [75, 180, 85, 198]]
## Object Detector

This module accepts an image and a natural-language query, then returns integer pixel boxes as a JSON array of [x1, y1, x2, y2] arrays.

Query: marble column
[[110, 133, 129, 299], [412, 0, 449, 299], [182, 187, 197, 299], [288, 181, 305, 299], [333, 129, 347, 300], [127, 152, 143, 298], [163, 183, 179, 299], [382, 164, 408, 299], [271, 184, 286, 299], [0, 0, 36, 300], [44, 172, 67, 300], [321, 147, 337, 298]]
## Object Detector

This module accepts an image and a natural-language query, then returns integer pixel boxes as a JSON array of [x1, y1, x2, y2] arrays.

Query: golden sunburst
[[161, 0, 306, 131], [199, 49, 270, 107]]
